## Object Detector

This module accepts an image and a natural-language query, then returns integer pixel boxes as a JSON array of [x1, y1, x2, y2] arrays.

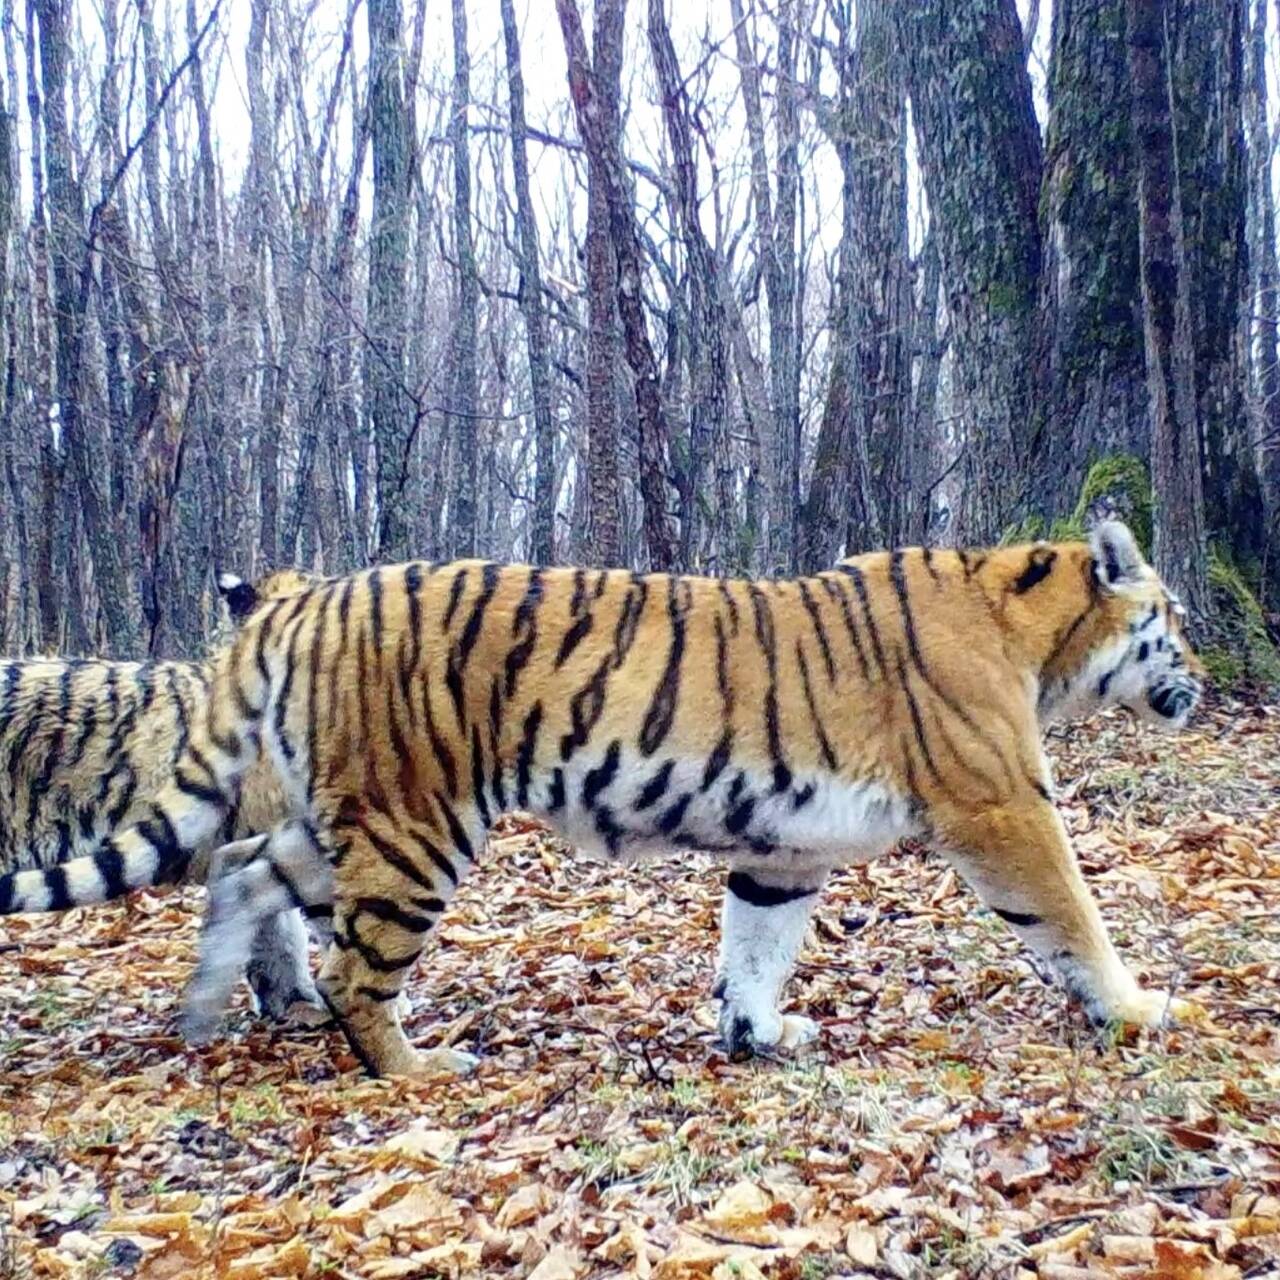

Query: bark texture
[[896, 0, 1045, 543]]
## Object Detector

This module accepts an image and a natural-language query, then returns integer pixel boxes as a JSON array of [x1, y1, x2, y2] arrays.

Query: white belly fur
[[542, 752, 919, 871]]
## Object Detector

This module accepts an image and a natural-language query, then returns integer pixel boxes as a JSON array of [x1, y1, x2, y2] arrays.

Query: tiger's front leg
[[940, 799, 1188, 1029], [714, 866, 828, 1060]]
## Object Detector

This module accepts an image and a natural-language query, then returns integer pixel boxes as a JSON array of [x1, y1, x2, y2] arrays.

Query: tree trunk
[[448, 0, 479, 557], [33, 0, 137, 653], [367, 0, 412, 562], [1038, 0, 1147, 515], [581, 7, 622, 567], [896, 0, 1044, 544], [646, 0, 733, 572], [729, 0, 801, 571], [1246, 0, 1280, 599], [800, 0, 911, 567], [1126, 0, 1210, 623], [1172, 0, 1260, 571], [500, 0, 556, 565], [557, 0, 677, 571]]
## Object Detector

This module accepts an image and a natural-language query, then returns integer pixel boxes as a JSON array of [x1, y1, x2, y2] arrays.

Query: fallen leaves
[[1, 700, 1278, 1278]]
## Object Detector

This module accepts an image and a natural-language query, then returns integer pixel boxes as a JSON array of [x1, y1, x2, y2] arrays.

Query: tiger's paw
[[393, 1046, 479, 1079], [718, 1005, 819, 1061], [1090, 988, 1197, 1031]]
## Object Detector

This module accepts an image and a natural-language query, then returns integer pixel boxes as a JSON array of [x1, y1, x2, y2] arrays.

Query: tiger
[[0, 521, 1205, 1078], [0, 565, 325, 1022]]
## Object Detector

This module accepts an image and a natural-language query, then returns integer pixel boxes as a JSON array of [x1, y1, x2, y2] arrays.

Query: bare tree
[[647, 0, 733, 571], [500, 0, 555, 565], [448, 0, 479, 557], [557, 0, 677, 571], [1127, 0, 1209, 621], [367, 0, 412, 562], [895, 0, 1044, 544]]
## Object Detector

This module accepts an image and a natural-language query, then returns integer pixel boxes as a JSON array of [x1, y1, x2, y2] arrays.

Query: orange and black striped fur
[[0, 567, 323, 1020], [0, 523, 1203, 1076]]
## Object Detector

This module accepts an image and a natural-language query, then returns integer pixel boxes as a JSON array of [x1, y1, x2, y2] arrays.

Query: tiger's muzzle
[[1146, 673, 1201, 729]]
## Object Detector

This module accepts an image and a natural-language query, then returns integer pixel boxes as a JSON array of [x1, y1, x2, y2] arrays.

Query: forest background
[[0, 0, 1277, 683]]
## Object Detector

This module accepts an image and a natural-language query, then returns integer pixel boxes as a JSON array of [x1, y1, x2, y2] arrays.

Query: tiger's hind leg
[[316, 814, 479, 1079], [245, 908, 327, 1027], [183, 822, 333, 1042], [714, 865, 829, 1060], [939, 799, 1187, 1030]]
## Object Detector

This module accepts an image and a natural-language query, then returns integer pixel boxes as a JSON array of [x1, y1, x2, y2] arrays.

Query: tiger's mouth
[[1145, 675, 1201, 727]]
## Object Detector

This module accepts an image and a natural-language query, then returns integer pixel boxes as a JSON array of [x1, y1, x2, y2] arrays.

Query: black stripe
[[504, 567, 544, 698], [138, 808, 186, 882], [569, 567, 587, 617], [306, 584, 332, 797], [44, 865, 72, 911], [97, 846, 128, 898], [635, 760, 674, 810], [727, 871, 819, 908], [556, 611, 594, 668], [458, 563, 501, 669], [889, 550, 927, 677], [993, 906, 1042, 928], [583, 739, 621, 807], [409, 829, 459, 886], [470, 726, 493, 828], [639, 577, 687, 756], [656, 791, 692, 835], [898, 656, 943, 786], [174, 770, 224, 807], [274, 603, 307, 762], [435, 793, 475, 861], [921, 547, 940, 584], [547, 768, 566, 812], [1012, 548, 1057, 594], [717, 581, 740, 635], [819, 576, 870, 681], [267, 856, 312, 914], [443, 567, 468, 631], [837, 563, 887, 677], [612, 578, 647, 666], [798, 580, 836, 683], [353, 896, 436, 933], [359, 822, 445, 895], [422, 678, 458, 798], [516, 702, 543, 809], [795, 641, 838, 771], [749, 585, 791, 793], [725, 796, 755, 835], [701, 732, 732, 791], [560, 654, 611, 761]]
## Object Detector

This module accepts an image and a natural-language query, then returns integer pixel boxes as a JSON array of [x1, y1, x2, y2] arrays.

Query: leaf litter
[[0, 700, 1277, 1278]]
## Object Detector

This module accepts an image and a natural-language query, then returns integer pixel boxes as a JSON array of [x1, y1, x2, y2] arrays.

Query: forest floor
[[0, 702, 1277, 1280]]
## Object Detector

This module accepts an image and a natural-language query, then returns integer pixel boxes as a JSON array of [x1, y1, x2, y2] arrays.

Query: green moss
[[1206, 547, 1280, 691], [1003, 455, 1150, 548], [1072, 454, 1153, 553]]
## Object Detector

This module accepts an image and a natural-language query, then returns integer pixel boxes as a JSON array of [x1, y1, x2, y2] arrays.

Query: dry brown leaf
[[527, 1243, 586, 1280]]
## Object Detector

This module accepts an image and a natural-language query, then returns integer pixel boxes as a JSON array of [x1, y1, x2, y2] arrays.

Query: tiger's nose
[[1149, 683, 1195, 720]]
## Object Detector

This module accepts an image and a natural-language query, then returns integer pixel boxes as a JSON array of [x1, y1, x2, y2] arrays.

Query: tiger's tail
[[0, 626, 274, 916]]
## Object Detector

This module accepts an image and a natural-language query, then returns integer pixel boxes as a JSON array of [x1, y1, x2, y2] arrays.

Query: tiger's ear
[[216, 571, 260, 624], [1089, 520, 1145, 591]]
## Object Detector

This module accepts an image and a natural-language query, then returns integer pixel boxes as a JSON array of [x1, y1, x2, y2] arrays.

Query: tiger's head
[[1036, 521, 1204, 730], [216, 567, 323, 627]]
